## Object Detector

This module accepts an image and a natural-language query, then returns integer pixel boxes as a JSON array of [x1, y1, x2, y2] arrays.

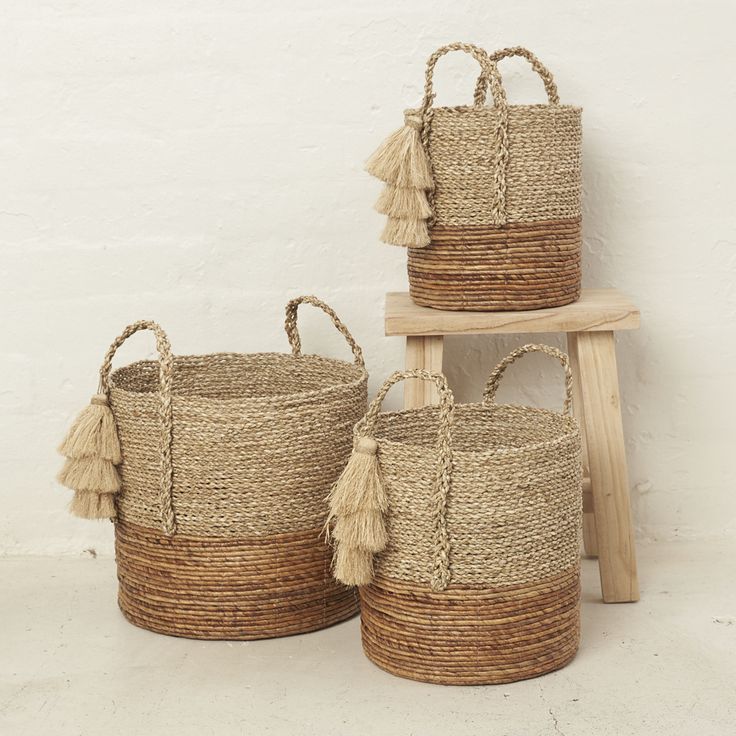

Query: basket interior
[[110, 353, 363, 400], [374, 403, 576, 454]]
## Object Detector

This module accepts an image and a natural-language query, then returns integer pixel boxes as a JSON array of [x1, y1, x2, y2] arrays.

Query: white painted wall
[[1, 0, 734, 555]]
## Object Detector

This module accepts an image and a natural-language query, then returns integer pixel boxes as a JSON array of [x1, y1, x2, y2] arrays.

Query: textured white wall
[[1, 0, 734, 555]]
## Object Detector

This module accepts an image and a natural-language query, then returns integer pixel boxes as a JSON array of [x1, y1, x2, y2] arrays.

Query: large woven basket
[[367, 43, 582, 311], [329, 344, 582, 685], [59, 296, 367, 639]]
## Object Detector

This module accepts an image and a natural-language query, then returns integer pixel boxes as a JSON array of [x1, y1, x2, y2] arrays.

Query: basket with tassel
[[366, 43, 582, 311], [327, 344, 583, 685], [58, 296, 367, 640]]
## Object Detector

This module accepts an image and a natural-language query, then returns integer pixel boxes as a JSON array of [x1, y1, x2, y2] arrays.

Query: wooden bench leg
[[404, 336, 444, 409], [572, 330, 640, 603], [567, 333, 598, 557]]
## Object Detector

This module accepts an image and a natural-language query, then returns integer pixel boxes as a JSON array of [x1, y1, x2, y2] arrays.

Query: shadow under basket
[[116, 522, 358, 640]]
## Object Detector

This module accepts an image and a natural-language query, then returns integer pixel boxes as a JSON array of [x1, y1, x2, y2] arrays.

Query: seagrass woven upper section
[[110, 353, 367, 537], [111, 352, 363, 403], [411, 104, 582, 226], [370, 402, 582, 587]]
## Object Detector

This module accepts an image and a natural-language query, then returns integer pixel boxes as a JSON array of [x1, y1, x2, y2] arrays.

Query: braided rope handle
[[419, 42, 509, 226], [482, 344, 574, 416], [473, 46, 560, 107], [284, 296, 365, 368], [420, 42, 507, 116], [99, 320, 177, 536], [364, 369, 454, 591]]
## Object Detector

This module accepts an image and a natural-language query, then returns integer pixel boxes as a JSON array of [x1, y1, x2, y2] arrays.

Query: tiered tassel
[[381, 217, 430, 249], [326, 436, 388, 586], [376, 185, 433, 220], [365, 122, 433, 188], [57, 394, 122, 520], [366, 115, 433, 248]]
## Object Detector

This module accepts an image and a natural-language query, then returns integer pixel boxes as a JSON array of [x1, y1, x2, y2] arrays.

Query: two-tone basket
[[367, 43, 582, 311], [58, 296, 367, 639], [328, 344, 583, 685]]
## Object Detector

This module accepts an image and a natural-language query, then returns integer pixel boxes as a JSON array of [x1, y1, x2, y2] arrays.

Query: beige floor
[[1, 540, 734, 736]]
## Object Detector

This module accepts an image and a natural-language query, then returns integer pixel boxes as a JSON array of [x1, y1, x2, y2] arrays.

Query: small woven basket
[[367, 43, 582, 311], [59, 296, 367, 640], [329, 344, 582, 685]]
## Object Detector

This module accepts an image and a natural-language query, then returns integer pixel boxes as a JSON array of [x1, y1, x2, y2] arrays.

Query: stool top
[[385, 289, 640, 336]]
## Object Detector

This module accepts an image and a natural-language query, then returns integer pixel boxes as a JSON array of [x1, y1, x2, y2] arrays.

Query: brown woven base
[[115, 521, 359, 640], [408, 218, 582, 311], [360, 568, 580, 685]]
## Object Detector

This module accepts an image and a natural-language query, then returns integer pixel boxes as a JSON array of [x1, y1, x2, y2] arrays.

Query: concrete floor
[[1, 541, 734, 736]]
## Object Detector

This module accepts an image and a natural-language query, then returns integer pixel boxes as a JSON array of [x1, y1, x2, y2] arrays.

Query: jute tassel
[[326, 436, 388, 586], [57, 394, 122, 520], [365, 119, 432, 189], [375, 185, 432, 220], [381, 217, 430, 248], [366, 114, 433, 248]]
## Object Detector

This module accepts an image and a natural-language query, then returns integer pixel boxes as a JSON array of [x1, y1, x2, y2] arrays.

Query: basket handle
[[363, 370, 454, 591], [285, 295, 365, 368], [99, 320, 177, 536], [420, 42, 510, 226], [473, 46, 560, 107], [419, 42, 507, 116], [482, 344, 573, 416]]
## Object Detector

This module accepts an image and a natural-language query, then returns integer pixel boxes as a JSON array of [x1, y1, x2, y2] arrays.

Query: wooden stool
[[385, 288, 640, 603]]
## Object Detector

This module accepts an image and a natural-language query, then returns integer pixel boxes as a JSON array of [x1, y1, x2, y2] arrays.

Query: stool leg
[[404, 336, 444, 409], [567, 333, 598, 557], [574, 330, 639, 603]]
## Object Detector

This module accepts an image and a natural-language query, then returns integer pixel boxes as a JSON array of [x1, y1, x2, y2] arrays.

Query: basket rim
[[405, 103, 582, 115], [359, 402, 579, 457], [109, 350, 368, 406]]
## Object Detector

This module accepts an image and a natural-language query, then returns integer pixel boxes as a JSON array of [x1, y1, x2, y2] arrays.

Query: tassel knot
[[57, 394, 122, 520], [355, 437, 378, 455], [327, 434, 388, 587]]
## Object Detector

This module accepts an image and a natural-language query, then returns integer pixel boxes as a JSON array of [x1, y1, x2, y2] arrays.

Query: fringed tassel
[[57, 394, 121, 520], [381, 217, 430, 248], [366, 115, 433, 248], [69, 490, 117, 520], [58, 395, 121, 463], [326, 436, 387, 587], [365, 122, 432, 189], [375, 185, 432, 220], [57, 456, 120, 494], [334, 545, 375, 588]]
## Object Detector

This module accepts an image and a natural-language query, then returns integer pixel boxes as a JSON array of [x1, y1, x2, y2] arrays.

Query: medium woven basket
[[330, 344, 582, 685], [62, 296, 367, 639], [367, 43, 582, 311]]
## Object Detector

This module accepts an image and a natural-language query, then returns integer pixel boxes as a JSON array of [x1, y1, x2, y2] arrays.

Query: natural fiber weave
[[420, 104, 581, 227], [116, 521, 358, 639], [361, 569, 580, 685], [100, 296, 366, 639], [408, 218, 581, 310], [368, 43, 583, 311], [340, 344, 583, 684]]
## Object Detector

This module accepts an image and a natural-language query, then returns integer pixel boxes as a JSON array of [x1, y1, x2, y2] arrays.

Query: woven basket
[[329, 344, 582, 685], [60, 296, 367, 639], [367, 44, 582, 311]]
